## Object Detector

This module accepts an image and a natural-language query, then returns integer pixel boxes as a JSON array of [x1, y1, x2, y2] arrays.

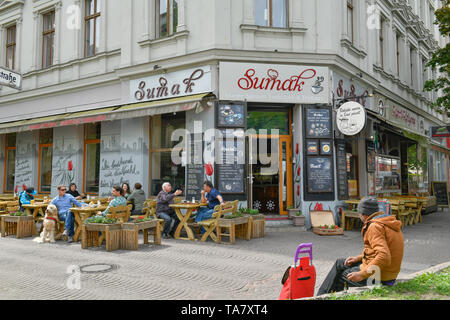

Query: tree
[[424, 0, 450, 114]]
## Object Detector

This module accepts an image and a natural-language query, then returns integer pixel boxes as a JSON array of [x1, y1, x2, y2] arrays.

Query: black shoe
[[162, 233, 170, 239]]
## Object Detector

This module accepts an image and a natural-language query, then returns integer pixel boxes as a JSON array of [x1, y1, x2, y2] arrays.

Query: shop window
[[155, 0, 179, 38], [42, 10, 55, 69], [150, 113, 185, 196], [4, 133, 16, 192], [85, 0, 101, 57], [247, 110, 289, 135], [346, 140, 359, 197], [407, 144, 428, 194], [6, 25, 16, 70], [254, 0, 288, 28], [38, 129, 53, 193], [84, 123, 101, 194]]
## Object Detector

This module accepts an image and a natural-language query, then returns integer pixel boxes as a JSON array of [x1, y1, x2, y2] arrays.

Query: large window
[[4, 133, 16, 192], [42, 10, 55, 69], [396, 33, 401, 76], [84, 123, 101, 194], [6, 25, 16, 70], [150, 113, 185, 196], [85, 0, 101, 57], [247, 110, 290, 135], [38, 129, 53, 193], [155, 0, 179, 38], [379, 17, 384, 68], [254, 0, 288, 28], [347, 0, 354, 43]]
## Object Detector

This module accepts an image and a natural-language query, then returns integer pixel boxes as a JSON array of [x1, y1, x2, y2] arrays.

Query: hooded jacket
[[127, 189, 146, 212], [358, 211, 404, 281]]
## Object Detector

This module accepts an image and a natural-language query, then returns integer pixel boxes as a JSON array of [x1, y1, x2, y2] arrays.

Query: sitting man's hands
[[345, 256, 360, 266], [347, 271, 364, 283], [174, 189, 182, 196]]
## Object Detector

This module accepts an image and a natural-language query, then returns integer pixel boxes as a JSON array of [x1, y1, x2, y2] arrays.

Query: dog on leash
[[33, 204, 59, 243]]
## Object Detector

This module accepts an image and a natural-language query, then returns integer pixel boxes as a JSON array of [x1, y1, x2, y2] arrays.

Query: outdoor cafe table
[[71, 205, 108, 242], [0, 195, 16, 201], [169, 202, 207, 241], [22, 202, 49, 235]]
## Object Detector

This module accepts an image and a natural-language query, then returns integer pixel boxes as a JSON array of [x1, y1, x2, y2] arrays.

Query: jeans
[[59, 210, 75, 237], [157, 211, 180, 236], [195, 207, 215, 234], [317, 258, 366, 295]]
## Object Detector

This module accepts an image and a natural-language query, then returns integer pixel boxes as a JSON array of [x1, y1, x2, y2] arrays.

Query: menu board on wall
[[185, 135, 204, 200], [306, 157, 333, 193], [432, 181, 449, 208], [306, 109, 332, 138], [216, 138, 245, 194], [335, 139, 349, 200], [366, 140, 376, 173], [217, 103, 246, 128]]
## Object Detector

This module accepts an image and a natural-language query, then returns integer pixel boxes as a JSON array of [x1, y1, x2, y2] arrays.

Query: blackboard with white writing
[[216, 138, 245, 194], [432, 182, 449, 208], [336, 139, 349, 200], [306, 157, 333, 193], [186, 135, 204, 200]]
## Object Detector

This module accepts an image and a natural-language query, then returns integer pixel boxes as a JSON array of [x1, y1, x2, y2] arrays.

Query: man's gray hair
[[162, 182, 171, 190]]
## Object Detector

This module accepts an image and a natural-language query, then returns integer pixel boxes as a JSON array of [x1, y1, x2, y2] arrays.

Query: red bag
[[279, 243, 316, 300]]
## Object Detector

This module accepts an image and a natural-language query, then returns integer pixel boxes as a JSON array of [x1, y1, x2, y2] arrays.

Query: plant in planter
[[288, 207, 301, 219], [9, 211, 29, 217], [84, 216, 118, 224], [292, 211, 305, 226], [131, 216, 152, 223]]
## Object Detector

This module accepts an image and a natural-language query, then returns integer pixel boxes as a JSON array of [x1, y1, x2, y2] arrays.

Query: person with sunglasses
[[50, 185, 87, 243]]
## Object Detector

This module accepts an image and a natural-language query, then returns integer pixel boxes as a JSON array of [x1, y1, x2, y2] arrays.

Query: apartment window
[[4, 133, 16, 193], [347, 0, 354, 42], [38, 129, 53, 193], [410, 48, 415, 87], [83, 123, 101, 194], [379, 17, 384, 68], [155, 0, 179, 38], [85, 0, 101, 57], [254, 0, 288, 28], [429, 5, 434, 29], [422, 57, 428, 88], [6, 25, 16, 70], [42, 11, 55, 68], [396, 33, 401, 75]]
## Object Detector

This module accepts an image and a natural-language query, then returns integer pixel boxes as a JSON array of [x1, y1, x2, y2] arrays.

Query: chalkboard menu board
[[432, 182, 449, 208], [336, 139, 349, 200], [306, 157, 333, 193], [216, 138, 245, 194], [366, 140, 376, 173], [306, 109, 332, 138], [185, 135, 204, 200]]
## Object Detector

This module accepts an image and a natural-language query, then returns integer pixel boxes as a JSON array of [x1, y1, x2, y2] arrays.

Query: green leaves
[[9, 212, 28, 217], [85, 216, 118, 224]]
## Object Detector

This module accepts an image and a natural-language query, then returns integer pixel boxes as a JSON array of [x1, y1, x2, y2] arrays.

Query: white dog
[[33, 204, 58, 243]]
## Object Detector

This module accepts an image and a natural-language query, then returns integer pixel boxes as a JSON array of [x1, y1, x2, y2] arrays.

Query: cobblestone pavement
[[0, 210, 449, 300]]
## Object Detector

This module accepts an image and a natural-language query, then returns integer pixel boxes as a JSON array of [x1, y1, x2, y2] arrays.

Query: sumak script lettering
[[237, 68, 317, 92]]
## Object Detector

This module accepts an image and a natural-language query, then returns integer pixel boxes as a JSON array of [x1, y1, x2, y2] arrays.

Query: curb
[[299, 261, 450, 300]]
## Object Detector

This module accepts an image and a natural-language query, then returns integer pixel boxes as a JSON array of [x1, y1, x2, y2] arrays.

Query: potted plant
[[1, 211, 34, 238], [292, 211, 305, 226], [82, 217, 122, 251], [288, 206, 301, 219]]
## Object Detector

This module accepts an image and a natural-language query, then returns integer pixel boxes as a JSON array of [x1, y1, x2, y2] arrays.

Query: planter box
[[288, 209, 301, 219], [292, 215, 305, 226], [1, 215, 36, 238], [248, 214, 265, 239], [217, 216, 251, 244], [81, 223, 122, 252], [121, 220, 162, 250]]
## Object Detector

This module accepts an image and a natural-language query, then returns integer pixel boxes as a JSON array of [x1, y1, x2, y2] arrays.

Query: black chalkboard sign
[[217, 102, 246, 128], [216, 138, 245, 194], [306, 157, 333, 193], [366, 140, 376, 173], [306, 109, 332, 138], [335, 139, 349, 200], [185, 135, 204, 201], [432, 181, 449, 208]]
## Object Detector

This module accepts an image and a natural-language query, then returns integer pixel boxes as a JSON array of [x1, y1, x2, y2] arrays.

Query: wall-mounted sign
[[216, 138, 245, 194], [335, 139, 349, 200], [333, 72, 372, 110], [320, 141, 332, 155], [431, 126, 450, 138], [388, 104, 418, 131], [305, 109, 332, 138], [0, 67, 22, 90], [366, 140, 376, 173], [306, 157, 333, 193], [336, 101, 366, 136], [306, 140, 319, 155], [217, 102, 246, 128], [219, 62, 330, 104], [130, 65, 212, 103]]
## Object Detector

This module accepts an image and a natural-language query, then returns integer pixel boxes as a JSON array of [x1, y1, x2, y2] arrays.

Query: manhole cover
[[80, 264, 118, 274]]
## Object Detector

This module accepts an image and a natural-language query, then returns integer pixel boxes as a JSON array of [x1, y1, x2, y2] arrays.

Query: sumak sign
[[219, 62, 330, 104]]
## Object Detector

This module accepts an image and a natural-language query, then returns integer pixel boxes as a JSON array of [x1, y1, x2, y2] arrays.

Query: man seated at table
[[127, 182, 146, 216], [317, 196, 404, 295], [19, 187, 37, 211], [156, 182, 182, 239], [50, 185, 87, 243], [195, 181, 224, 228]]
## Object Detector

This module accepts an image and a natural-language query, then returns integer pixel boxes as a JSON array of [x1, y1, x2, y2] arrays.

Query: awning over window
[[0, 93, 214, 134]]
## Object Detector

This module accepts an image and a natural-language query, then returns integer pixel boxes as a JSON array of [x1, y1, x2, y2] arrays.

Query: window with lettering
[[254, 0, 288, 28], [4, 133, 16, 192], [155, 0, 179, 38], [84, 123, 101, 194]]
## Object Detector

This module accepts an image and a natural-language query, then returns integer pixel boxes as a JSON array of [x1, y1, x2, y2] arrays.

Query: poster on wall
[[305, 109, 332, 139], [366, 140, 376, 173]]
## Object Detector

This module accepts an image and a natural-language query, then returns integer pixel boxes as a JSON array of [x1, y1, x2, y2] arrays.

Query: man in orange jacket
[[317, 196, 404, 295]]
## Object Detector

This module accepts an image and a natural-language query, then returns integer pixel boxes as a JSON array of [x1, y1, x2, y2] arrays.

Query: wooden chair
[[106, 205, 132, 223], [198, 202, 236, 243]]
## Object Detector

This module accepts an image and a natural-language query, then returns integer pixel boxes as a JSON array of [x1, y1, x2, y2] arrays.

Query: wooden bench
[[198, 201, 238, 243], [216, 201, 248, 244]]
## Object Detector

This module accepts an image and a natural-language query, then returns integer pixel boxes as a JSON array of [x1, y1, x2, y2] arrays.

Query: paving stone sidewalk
[[0, 209, 449, 300]]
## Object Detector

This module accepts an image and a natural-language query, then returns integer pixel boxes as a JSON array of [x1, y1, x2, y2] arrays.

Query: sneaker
[[162, 233, 170, 239], [67, 236, 74, 243], [62, 230, 68, 236]]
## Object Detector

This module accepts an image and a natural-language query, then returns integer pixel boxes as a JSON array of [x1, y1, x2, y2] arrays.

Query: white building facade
[[0, 0, 448, 227]]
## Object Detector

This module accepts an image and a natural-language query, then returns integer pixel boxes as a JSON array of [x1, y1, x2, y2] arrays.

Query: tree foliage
[[424, 0, 450, 114]]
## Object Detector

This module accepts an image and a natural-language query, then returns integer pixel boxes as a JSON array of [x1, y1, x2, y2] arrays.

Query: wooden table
[[22, 203, 49, 221], [71, 205, 108, 242], [0, 196, 16, 201], [169, 202, 207, 241]]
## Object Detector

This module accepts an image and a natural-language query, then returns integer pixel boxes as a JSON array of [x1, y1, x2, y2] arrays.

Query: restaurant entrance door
[[248, 135, 293, 215]]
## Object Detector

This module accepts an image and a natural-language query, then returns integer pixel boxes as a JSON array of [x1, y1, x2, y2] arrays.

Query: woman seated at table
[[96, 186, 127, 217], [122, 183, 132, 199], [67, 183, 86, 200], [19, 187, 37, 211]]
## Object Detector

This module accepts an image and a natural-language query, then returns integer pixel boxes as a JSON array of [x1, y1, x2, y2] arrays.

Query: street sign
[[0, 67, 22, 90]]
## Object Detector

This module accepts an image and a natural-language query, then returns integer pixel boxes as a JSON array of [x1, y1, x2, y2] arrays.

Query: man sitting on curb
[[317, 196, 404, 295]]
